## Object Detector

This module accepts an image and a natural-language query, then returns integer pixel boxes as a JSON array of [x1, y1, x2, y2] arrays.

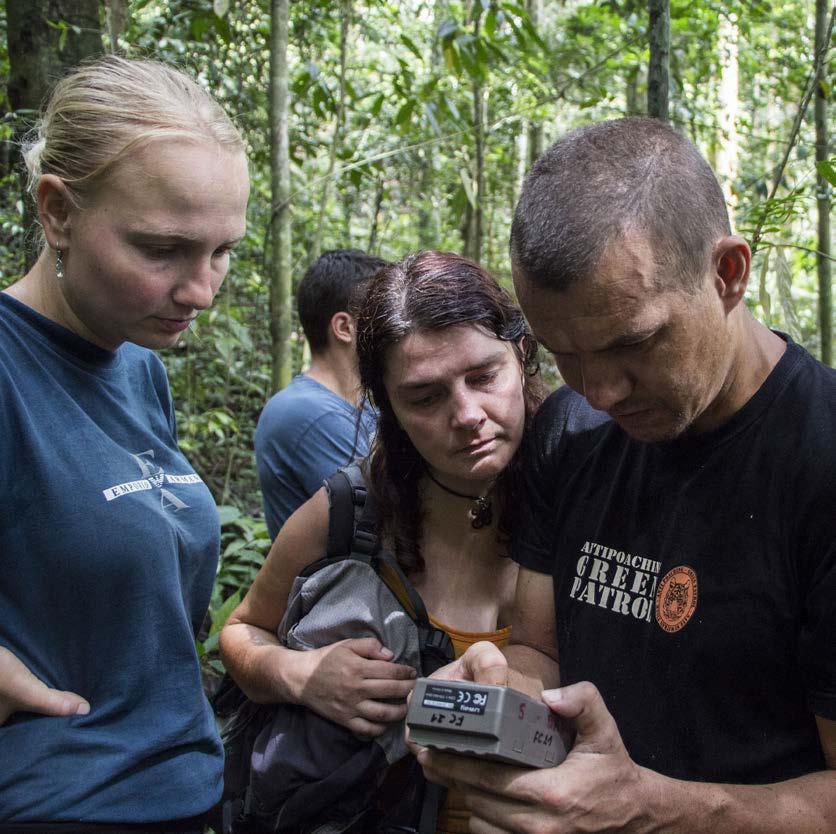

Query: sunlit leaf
[[400, 34, 423, 61], [209, 590, 242, 637], [485, 8, 497, 39], [460, 167, 477, 208], [437, 19, 458, 40], [217, 505, 242, 526], [816, 159, 836, 187], [396, 99, 416, 127], [774, 246, 801, 341]]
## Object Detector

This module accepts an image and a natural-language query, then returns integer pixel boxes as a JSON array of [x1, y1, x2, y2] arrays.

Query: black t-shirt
[[513, 338, 836, 783]]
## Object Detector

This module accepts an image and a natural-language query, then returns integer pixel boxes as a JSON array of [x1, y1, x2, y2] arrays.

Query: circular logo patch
[[655, 566, 698, 633]]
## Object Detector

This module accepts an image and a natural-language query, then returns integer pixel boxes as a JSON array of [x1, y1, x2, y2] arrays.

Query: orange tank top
[[428, 615, 511, 834]]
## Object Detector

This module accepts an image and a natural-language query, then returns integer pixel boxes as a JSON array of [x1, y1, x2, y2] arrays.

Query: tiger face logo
[[662, 579, 690, 620], [655, 567, 698, 633]]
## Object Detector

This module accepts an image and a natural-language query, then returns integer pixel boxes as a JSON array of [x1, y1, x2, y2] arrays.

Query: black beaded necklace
[[424, 468, 494, 530]]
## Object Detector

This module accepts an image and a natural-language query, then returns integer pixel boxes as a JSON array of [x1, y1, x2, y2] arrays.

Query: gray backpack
[[219, 464, 453, 834]]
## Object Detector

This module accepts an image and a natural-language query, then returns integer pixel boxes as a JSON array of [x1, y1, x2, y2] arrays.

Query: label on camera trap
[[422, 682, 490, 715]]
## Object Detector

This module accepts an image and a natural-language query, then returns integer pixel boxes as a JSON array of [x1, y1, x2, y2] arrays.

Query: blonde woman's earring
[[55, 249, 65, 280]]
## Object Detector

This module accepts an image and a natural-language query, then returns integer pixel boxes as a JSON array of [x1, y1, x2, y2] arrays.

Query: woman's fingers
[[357, 698, 409, 724], [0, 648, 90, 725], [355, 657, 418, 680], [362, 676, 416, 701]]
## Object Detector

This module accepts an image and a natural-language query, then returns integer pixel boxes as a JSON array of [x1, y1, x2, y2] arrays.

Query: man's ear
[[330, 311, 355, 346], [36, 174, 73, 250], [712, 236, 751, 313]]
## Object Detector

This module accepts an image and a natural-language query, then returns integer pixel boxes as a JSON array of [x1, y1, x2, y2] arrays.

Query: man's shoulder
[[789, 341, 836, 400], [773, 343, 836, 480], [534, 384, 610, 444], [255, 375, 361, 455], [770, 343, 836, 443], [259, 375, 354, 423]]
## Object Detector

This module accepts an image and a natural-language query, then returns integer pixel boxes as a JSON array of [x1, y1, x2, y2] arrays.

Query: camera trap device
[[406, 678, 571, 768]]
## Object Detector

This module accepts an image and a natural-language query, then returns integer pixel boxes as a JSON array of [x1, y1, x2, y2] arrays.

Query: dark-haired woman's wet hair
[[355, 250, 544, 573]]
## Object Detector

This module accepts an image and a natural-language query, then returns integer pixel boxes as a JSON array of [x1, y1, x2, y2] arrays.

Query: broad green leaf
[[443, 44, 457, 74], [201, 632, 220, 654], [485, 8, 497, 39], [816, 159, 836, 187], [400, 34, 423, 61], [396, 100, 416, 127], [223, 564, 258, 576], [444, 95, 461, 122], [426, 101, 440, 134], [213, 14, 232, 43], [223, 538, 249, 557], [209, 590, 242, 637], [217, 505, 242, 526], [460, 168, 477, 208], [190, 15, 211, 40], [437, 19, 458, 40], [521, 17, 548, 51], [774, 246, 801, 340]]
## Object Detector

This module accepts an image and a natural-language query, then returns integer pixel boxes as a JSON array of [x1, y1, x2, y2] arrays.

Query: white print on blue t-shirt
[[101, 448, 203, 512]]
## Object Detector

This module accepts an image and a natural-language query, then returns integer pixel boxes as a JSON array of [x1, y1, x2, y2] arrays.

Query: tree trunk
[[517, 129, 529, 204], [269, 0, 293, 392], [715, 12, 739, 222], [311, 0, 350, 264], [7, 0, 102, 269], [417, 151, 438, 250], [367, 178, 384, 254], [815, 0, 832, 365], [103, 0, 128, 53], [471, 4, 484, 263], [526, 0, 544, 167], [626, 65, 642, 116], [647, 0, 670, 121]]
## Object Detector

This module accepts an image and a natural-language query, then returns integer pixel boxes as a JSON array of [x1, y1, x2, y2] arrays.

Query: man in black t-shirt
[[414, 119, 836, 831]]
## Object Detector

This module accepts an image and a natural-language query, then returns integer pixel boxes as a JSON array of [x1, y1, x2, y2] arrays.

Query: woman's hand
[[0, 646, 89, 725], [297, 637, 417, 737]]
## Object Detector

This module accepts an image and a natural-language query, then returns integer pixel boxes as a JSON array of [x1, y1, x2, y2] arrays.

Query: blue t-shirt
[[255, 373, 376, 540], [0, 293, 223, 822]]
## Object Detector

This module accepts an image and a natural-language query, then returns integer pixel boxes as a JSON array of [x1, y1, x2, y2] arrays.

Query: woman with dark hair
[[221, 251, 544, 833]]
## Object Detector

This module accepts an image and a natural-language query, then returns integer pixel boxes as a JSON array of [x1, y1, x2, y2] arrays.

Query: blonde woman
[[0, 57, 249, 831]]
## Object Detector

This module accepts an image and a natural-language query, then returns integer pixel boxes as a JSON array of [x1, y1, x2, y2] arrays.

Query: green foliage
[[196, 504, 271, 676], [2, 0, 832, 613], [215, 505, 271, 602]]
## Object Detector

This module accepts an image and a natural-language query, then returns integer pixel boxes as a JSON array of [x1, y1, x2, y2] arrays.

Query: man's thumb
[[542, 681, 622, 753]]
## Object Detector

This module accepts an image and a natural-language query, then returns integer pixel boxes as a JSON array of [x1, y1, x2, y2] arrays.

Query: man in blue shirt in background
[[255, 249, 387, 540]]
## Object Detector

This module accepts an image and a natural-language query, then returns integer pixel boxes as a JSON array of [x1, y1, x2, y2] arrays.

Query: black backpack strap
[[325, 463, 379, 558], [325, 466, 454, 670], [325, 465, 453, 671], [325, 468, 358, 558], [418, 782, 446, 834]]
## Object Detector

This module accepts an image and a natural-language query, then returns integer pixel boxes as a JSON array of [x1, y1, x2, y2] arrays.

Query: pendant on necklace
[[468, 496, 493, 529]]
